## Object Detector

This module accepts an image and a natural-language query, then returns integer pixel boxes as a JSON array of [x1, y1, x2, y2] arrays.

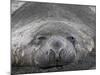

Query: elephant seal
[[11, 1, 96, 72]]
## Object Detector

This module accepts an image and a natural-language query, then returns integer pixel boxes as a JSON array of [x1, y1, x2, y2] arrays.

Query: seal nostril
[[56, 58, 59, 62], [59, 49, 64, 58], [49, 49, 56, 62]]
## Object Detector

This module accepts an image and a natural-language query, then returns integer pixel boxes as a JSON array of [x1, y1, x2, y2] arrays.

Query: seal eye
[[34, 35, 47, 45], [37, 36, 46, 40], [67, 36, 76, 44], [29, 35, 47, 46]]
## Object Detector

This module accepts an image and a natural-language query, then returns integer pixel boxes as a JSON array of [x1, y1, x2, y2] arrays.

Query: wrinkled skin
[[11, 1, 96, 73]]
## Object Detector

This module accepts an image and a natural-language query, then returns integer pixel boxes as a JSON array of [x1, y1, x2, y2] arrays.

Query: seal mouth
[[35, 54, 74, 69], [39, 64, 64, 69]]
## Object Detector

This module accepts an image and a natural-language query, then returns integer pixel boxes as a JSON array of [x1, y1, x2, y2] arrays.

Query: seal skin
[[11, 2, 96, 69]]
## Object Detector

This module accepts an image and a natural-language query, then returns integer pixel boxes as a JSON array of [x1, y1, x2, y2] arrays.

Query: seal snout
[[34, 35, 76, 68]]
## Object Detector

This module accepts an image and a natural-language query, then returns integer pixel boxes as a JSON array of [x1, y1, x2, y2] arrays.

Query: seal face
[[27, 22, 93, 68], [34, 35, 76, 68]]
